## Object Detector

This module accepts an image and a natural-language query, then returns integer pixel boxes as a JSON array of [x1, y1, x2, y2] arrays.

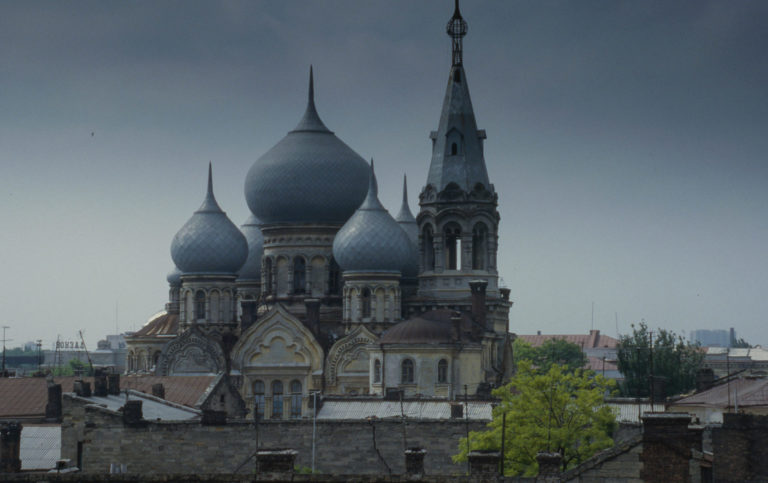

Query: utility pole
[[36, 339, 43, 373], [649, 331, 654, 411], [1, 326, 11, 375]]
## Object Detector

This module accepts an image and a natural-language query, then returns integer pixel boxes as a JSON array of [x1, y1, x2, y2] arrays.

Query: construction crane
[[78, 330, 94, 375]]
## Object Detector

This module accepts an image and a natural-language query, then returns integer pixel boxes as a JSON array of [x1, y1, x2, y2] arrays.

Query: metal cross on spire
[[446, 0, 468, 66]]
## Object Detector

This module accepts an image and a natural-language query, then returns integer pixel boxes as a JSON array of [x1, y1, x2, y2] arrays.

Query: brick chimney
[[152, 383, 165, 399], [468, 450, 500, 477], [45, 383, 62, 421], [0, 422, 22, 473], [404, 447, 427, 477], [73, 380, 91, 398], [93, 373, 108, 397], [536, 451, 562, 481], [640, 413, 701, 482], [123, 400, 144, 426], [107, 374, 121, 395]]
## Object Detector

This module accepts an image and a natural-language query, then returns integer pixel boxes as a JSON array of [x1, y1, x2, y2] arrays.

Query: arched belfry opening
[[472, 222, 488, 270], [444, 223, 461, 270], [422, 225, 435, 271]]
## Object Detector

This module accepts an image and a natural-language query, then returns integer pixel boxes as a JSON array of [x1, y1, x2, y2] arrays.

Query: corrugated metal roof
[[20, 425, 60, 470], [606, 402, 660, 423], [317, 400, 492, 420], [83, 391, 199, 420], [131, 312, 179, 337], [705, 347, 768, 361], [672, 377, 768, 408]]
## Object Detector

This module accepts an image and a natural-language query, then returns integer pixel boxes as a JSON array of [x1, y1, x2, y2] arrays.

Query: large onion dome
[[244, 67, 370, 225], [333, 161, 416, 275], [171, 164, 248, 275], [237, 214, 264, 281]]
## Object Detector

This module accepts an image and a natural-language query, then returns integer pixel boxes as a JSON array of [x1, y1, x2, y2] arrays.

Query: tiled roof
[[672, 377, 768, 408], [131, 311, 179, 337], [586, 355, 618, 372], [517, 330, 618, 349], [0, 375, 215, 418], [317, 400, 492, 420]]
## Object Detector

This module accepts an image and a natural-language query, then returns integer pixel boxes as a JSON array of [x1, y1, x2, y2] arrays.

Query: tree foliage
[[512, 338, 587, 374], [454, 361, 616, 476], [731, 337, 751, 349], [616, 321, 703, 398], [52, 358, 93, 377]]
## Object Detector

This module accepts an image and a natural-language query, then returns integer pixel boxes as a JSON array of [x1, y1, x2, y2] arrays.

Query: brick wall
[[713, 413, 768, 482], [639, 413, 700, 483], [62, 395, 487, 476]]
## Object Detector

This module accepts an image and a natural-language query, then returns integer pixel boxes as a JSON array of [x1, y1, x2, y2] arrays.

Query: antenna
[[591, 302, 594, 331]]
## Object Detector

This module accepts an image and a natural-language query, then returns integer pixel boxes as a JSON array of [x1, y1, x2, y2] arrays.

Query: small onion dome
[[333, 161, 415, 275], [171, 164, 248, 275], [237, 214, 264, 282], [379, 310, 473, 344], [166, 266, 182, 286], [244, 67, 370, 225]]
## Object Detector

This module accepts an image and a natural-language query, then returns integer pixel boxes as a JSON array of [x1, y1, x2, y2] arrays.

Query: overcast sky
[[1, 1, 766, 350]]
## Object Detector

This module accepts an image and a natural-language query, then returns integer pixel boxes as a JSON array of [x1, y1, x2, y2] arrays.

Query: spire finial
[[369, 158, 378, 198], [446, 0, 468, 66], [402, 174, 408, 205], [198, 162, 223, 212], [309, 65, 314, 105], [207, 161, 213, 197]]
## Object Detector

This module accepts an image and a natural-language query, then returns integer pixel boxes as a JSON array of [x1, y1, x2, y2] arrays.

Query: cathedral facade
[[126, 2, 513, 419]]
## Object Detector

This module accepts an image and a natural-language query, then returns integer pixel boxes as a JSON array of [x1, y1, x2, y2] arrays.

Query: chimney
[[0, 422, 22, 473], [536, 451, 562, 481], [107, 374, 120, 395], [469, 280, 488, 334], [305, 298, 321, 335], [152, 383, 165, 399], [640, 413, 700, 483], [123, 400, 144, 426], [404, 448, 427, 477], [450, 403, 463, 419], [45, 384, 62, 421], [451, 312, 463, 341], [74, 380, 91, 398], [468, 450, 500, 477], [94, 373, 108, 397]]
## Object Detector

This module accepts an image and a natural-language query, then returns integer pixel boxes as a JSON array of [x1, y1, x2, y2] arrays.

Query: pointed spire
[[395, 173, 418, 244], [446, 0, 468, 66], [292, 65, 331, 133], [197, 162, 223, 212], [396, 174, 416, 222], [360, 158, 384, 210]]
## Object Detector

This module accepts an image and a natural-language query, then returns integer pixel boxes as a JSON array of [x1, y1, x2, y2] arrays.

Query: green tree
[[454, 361, 616, 476], [617, 321, 703, 398], [731, 337, 751, 348], [52, 358, 93, 377], [513, 338, 587, 374]]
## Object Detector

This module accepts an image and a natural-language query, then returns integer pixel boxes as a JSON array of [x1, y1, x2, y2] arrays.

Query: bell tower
[[417, 0, 500, 304]]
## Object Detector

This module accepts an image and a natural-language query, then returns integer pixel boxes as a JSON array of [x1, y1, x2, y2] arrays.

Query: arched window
[[472, 223, 488, 270], [293, 257, 306, 294], [209, 291, 220, 323], [444, 224, 461, 270], [362, 288, 372, 319], [264, 258, 273, 295], [437, 359, 448, 383], [328, 257, 341, 295], [290, 380, 302, 418], [373, 359, 381, 383], [451, 142, 458, 155], [195, 291, 206, 320], [253, 380, 265, 420], [422, 226, 435, 270], [401, 359, 414, 384], [152, 351, 161, 369], [271, 380, 284, 419]]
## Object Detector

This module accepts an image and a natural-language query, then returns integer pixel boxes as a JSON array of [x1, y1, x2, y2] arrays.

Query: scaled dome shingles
[[237, 214, 264, 281]]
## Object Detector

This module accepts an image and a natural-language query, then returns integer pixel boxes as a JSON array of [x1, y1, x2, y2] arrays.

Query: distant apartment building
[[689, 328, 735, 347]]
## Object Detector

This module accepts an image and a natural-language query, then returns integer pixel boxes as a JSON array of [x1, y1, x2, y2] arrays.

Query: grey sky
[[1, 1, 766, 350]]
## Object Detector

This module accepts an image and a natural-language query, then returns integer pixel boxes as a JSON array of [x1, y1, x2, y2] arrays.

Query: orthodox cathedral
[[126, 2, 513, 419]]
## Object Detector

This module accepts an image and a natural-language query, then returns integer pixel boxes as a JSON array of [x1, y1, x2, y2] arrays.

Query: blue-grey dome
[[244, 68, 369, 225], [171, 165, 248, 275], [167, 266, 182, 286], [333, 162, 416, 275], [237, 214, 264, 281]]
